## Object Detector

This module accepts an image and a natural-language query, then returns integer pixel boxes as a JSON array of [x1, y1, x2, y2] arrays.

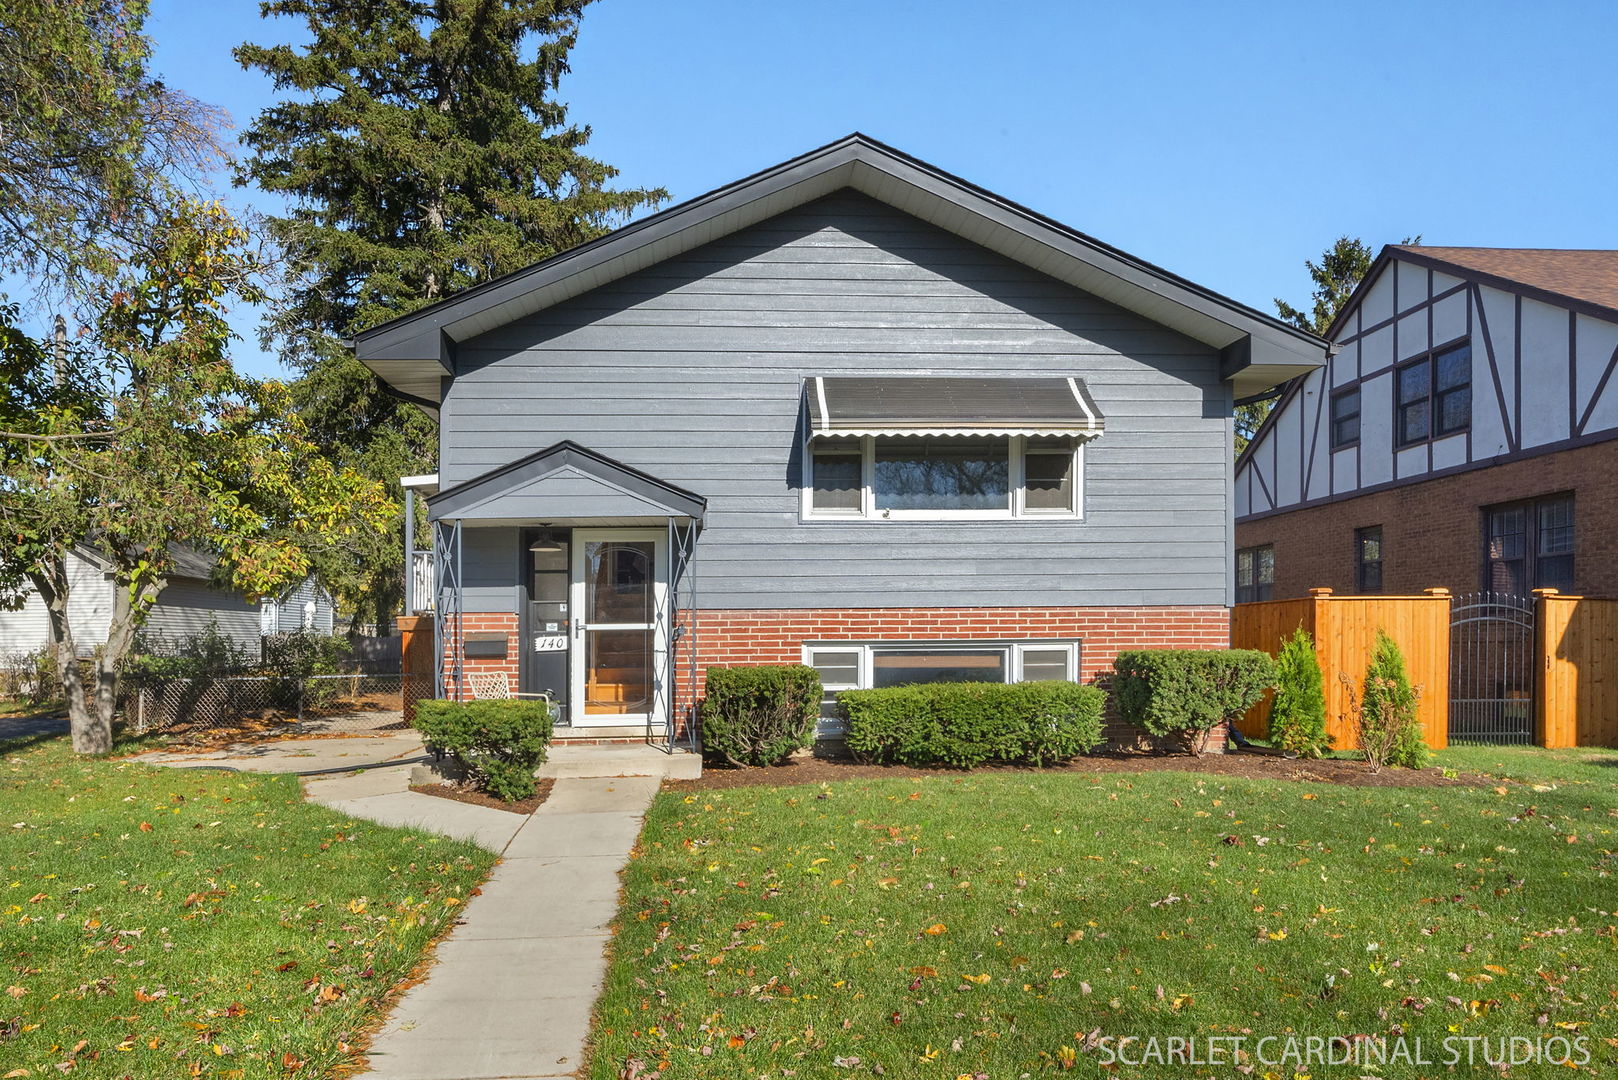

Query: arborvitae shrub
[[1269, 627, 1330, 758]]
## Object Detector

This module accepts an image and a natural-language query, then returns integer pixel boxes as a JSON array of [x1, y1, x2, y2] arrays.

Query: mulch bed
[[409, 777, 555, 814], [670, 748, 1491, 791]]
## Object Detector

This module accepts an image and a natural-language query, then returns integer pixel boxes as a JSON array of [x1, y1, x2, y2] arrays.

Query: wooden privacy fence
[[1536, 591, 1618, 748], [1231, 588, 1452, 751]]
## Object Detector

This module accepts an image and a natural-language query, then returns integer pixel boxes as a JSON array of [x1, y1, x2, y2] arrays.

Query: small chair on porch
[[468, 673, 514, 700], [467, 672, 554, 708]]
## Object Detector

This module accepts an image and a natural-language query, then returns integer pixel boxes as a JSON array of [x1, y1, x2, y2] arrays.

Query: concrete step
[[551, 725, 673, 743], [540, 742, 700, 780], [411, 742, 700, 784]]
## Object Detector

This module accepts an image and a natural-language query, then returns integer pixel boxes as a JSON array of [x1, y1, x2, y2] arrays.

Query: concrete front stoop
[[357, 775, 660, 1080], [541, 741, 700, 779]]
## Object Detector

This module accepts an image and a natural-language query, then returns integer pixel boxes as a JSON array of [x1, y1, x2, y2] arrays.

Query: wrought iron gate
[[1449, 592, 1535, 744]]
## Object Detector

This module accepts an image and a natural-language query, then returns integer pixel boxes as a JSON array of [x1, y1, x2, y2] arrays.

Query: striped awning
[[805, 376, 1104, 437]]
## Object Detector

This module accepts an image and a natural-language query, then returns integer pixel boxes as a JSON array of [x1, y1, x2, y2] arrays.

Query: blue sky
[[144, 0, 1618, 379]]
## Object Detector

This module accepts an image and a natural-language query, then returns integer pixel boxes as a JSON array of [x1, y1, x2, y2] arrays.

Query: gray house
[[0, 544, 334, 658], [359, 135, 1325, 741]]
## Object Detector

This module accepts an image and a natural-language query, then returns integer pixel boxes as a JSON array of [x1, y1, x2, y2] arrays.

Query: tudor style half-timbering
[[1236, 246, 1618, 601], [359, 135, 1326, 745]]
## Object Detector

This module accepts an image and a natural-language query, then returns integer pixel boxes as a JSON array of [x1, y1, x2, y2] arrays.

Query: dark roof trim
[[430, 440, 707, 522], [1327, 246, 1618, 344], [355, 134, 1326, 402]]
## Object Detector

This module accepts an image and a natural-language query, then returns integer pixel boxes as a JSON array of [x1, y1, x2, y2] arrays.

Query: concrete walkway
[[359, 774, 660, 1080], [130, 734, 689, 1077]]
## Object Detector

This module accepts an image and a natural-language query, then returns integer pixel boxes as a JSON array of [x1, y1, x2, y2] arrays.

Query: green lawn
[[593, 762, 1618, 1078], [0, 733, 495, 1078], [1438, 743, 1618, 788]]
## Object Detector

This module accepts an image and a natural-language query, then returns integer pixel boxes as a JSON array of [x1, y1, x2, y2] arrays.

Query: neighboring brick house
[[358, 135, 1324, 743], [1236, 246, 1618, 602]]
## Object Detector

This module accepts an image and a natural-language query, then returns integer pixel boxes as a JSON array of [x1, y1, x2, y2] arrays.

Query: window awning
[[805, 376, 1104, 438]]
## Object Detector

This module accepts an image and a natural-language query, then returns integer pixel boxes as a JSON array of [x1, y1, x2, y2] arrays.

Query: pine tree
[[235, 0, 665, 625], [1360, 630, 1428, 769], [1269, 626, 1329, 758], [1238, 234, 1420, 453]]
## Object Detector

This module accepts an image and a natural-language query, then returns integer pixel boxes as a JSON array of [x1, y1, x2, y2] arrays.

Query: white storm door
[[569, 529, 668, 727]]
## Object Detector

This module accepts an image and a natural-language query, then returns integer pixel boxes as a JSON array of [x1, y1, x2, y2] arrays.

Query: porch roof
[[429, 441, 706, 525]]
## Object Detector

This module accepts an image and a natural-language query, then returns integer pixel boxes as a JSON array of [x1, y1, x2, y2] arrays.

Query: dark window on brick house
[[1331, 388, 1361, 448], [1356, 526, 1383, 593], [1236, 544, 1274, 604], [1485, 493, 1574, 593]]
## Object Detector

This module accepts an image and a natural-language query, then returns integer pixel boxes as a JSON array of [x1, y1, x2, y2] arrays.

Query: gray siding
[[442, 192, 1232, 610], [143, 580, 261, 650]]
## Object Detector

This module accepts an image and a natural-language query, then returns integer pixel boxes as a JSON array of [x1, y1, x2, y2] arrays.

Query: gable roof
[[1325, 245, 1618, 343], [429, 440, 706, 524], [355, 134, 1326, 405], [1388, 246, 1618, 321], [1240, 243, 1618, 478], [75, 541, 224, 583]]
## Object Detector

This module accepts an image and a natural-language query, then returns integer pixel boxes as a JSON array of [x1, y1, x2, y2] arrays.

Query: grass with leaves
[[593, 761, 1618, 1078], [0, 733, 494, 1078]]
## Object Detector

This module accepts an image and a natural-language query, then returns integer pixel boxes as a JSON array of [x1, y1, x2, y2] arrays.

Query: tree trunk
[[92, 573, 165, 744], [30, 559, 105, 754]]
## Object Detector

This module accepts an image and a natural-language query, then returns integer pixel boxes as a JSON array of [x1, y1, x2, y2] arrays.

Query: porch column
[[403, 486, 416, 613]]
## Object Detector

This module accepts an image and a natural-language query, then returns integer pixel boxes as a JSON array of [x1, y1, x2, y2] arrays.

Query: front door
[[569, 529, 668, 727]]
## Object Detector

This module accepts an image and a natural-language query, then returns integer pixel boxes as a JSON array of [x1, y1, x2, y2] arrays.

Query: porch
[[402, 442, 705, 749]]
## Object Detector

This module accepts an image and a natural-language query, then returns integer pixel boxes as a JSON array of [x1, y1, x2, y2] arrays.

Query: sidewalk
[[358, 774, 660, 1080], [128, 734, 685, 1077]]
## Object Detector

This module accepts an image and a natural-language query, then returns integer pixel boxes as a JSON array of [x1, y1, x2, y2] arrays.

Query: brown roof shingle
[[1390, 246, 1618, 316]]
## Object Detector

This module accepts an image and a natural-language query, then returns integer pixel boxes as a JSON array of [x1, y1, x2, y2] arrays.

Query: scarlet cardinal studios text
[[1093, 1034, 1590, 1069]]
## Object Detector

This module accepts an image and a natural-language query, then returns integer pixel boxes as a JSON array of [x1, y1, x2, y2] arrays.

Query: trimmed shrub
[[414, 698, 554, 801], [1357, 630, 1428, 770], [840, 681, 1105, 768], [125, 618, 255, 681], [699, 664, 822, 767], [1112, 649, 1277, 756], [1269, 627, 1330, 758]]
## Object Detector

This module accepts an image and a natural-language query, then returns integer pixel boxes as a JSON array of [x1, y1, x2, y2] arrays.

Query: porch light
[[529, 531, 563, 553]]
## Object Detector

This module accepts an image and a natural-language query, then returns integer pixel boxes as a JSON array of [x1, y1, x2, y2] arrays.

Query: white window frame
[[801, 435, 1085, 522], [803, 640, 1081, 735]]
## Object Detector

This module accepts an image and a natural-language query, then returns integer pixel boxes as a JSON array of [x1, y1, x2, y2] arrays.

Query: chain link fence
[[129, 672, 431, 739]]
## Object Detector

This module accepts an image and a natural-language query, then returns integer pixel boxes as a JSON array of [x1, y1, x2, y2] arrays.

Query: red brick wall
[[441, 612, 519, 702], [686, 605, 1228, 684], [438, 605, 1232, 747], [676, 605, 1230, 747], [1237, 439, 1618, 600]]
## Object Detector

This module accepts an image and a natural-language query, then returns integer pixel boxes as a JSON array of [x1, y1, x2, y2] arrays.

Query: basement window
[[803, 641, 1080, 735]]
